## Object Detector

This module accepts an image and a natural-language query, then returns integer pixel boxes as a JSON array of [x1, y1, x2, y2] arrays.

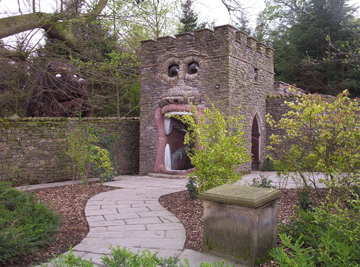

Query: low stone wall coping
[[199, 184, 283, 209]]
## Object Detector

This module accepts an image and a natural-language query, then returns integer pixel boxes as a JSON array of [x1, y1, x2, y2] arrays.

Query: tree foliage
[[178, 0, 207, 33], [257, 0, 360, 96], [0, 0, 170, 117]]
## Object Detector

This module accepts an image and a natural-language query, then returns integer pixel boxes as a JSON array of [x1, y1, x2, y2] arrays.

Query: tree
[[0, 0, 146, 117], [220, 0, 252, 33], [79, 0, 177, 116], [178, 0, 206, 33], [0, 0, 109, 59], [105, 0, 177, 44], [257, 0, 360, 96], [0, 55, 29, 117]]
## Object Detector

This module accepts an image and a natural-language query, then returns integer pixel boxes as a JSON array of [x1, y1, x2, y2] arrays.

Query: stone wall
[[265, 95, 298, 159], [0, 117, 139, 185]]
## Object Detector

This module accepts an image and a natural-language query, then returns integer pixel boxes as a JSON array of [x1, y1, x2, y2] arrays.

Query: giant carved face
[[153, 51, 206, 174], [26, 62, 91, 117]]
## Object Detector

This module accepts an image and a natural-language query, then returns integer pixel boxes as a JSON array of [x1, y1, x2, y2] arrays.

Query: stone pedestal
[[199, 184, 283, 267]]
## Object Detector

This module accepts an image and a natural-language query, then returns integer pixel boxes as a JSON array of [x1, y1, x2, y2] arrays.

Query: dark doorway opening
[[251, 116, 260, 171], [164, 116, 194, 171]]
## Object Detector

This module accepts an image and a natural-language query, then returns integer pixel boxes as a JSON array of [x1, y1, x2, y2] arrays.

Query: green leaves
[[268, 90, 360, 191], [43, 245, 234, 267], [66, 124, 117, 183], [272, 196, 360, 266], [0, 183, 60, 264], [179, 101, 250, 193]]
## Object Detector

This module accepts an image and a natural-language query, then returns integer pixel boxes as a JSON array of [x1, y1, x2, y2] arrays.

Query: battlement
[[141, 25, 274, 59]]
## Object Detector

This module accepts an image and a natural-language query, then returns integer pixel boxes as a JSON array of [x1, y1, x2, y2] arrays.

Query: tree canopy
[[257, 0, 360, 96], [0, 0, 145, 117]]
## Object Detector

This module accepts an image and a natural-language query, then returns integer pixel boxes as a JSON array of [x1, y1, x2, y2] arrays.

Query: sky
[[0, 0, 359, 48], [194, 0, 360, 28], [195, 0, 266, 28], [1, 0, 359, 27]]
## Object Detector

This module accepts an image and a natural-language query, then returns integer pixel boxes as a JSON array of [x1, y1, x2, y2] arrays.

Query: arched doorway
[[251, 115, 260, 170]]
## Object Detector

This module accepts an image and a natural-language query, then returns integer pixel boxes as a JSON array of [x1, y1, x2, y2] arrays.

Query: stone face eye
[[168, 65, 179, 77], [188, 62, 199, 74]]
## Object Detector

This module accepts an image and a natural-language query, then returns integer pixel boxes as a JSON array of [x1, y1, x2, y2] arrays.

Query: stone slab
[[199, 184, 283, 208]]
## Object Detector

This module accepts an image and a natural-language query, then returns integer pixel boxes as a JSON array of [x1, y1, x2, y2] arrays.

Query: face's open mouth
[[163, 112, 193, 171], [154, 104, 195, 174]]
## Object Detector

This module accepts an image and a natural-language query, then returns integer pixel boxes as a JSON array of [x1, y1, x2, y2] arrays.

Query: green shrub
[[260, 156, 274, 171], [101, 246, 180, 267], [186, 177, 199, 199], [42, 246, 235, 267], [267, 90, 360, 194], [0, 183, 60, 264], [297, 190, 313, 211], [250, 174, 275, 189], [178, 101, 249, 193], [272, 195, 360, 266], [66, 124, 117, 183]]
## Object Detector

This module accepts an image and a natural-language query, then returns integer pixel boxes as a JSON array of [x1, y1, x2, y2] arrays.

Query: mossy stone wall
[[0, 117, 139, 185]]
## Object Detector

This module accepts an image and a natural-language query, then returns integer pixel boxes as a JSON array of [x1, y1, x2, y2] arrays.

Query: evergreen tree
[[178, 0, 205, 33], [259, 0, 360, 96]]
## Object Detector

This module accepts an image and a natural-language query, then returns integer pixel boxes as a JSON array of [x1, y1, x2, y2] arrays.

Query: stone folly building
[[139, 25, 298, 175]]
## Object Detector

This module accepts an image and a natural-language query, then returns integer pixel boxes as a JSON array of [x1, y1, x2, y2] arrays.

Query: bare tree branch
[[0, 0, 108, 46], [0, 46, 29, 60]]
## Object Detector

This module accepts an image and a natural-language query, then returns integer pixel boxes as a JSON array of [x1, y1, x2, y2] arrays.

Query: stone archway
[[251, 115, 260, 170]]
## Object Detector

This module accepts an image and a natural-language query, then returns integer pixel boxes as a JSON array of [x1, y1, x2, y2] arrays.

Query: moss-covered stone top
[[199, 184, 283, 208]]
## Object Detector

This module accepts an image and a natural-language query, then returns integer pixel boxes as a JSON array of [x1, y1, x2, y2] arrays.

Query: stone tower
[[140, 25, 274, 175]]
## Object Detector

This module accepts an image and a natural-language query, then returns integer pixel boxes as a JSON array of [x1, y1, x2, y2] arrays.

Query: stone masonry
[[140, 25, 277, 175], [0, 117, 139, 185]]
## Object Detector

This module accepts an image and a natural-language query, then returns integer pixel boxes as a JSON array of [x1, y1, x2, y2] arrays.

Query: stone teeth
[[164, 117, 172, 135], [164, 143, 172, 171], [164, 112, 191, 135], [165, 111, 191, 116]]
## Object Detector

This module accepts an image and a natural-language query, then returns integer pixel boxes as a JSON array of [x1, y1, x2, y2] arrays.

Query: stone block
[[200, 184, 283, 267]]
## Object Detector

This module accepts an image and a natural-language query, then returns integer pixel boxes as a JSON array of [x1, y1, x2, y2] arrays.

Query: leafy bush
[[66, 124, 117, 183], [101, 246, 180, 267], [250, 174, 275, 189], [272, 195, 360, 266], [297, 190, 313, 211], [42, 246, 234, 267], [178, 102, 249, 193], [0, 183, 61, 264], [267, 89, 360, 193], [186, 177, 199, 199]]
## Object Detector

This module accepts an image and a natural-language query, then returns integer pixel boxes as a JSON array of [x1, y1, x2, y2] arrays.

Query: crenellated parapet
[[141, 25, 274, 74]]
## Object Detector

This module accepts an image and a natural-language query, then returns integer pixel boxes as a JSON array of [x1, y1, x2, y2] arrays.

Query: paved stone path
[[68, 175, 242, 266]]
